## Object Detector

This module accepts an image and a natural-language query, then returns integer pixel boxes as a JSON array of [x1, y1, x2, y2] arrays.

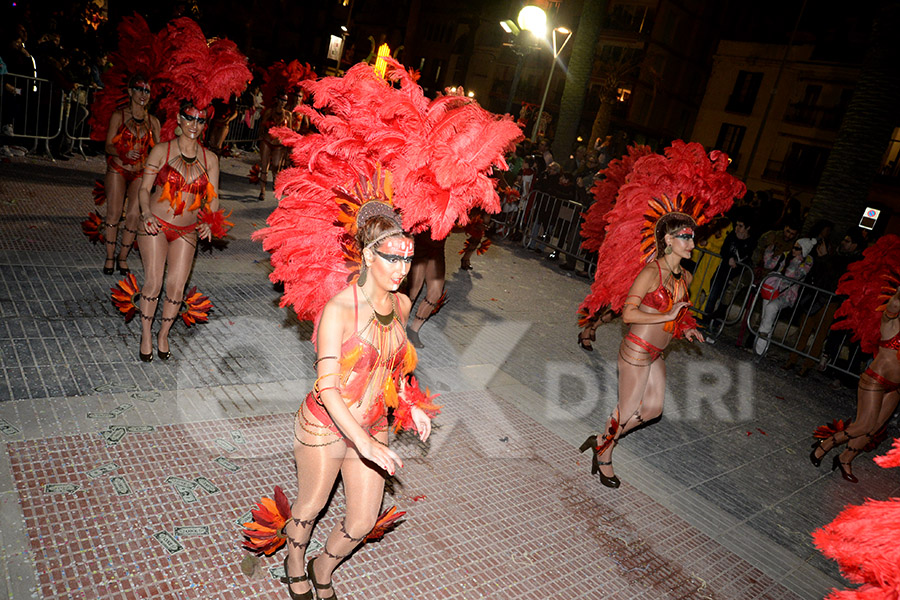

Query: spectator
[[689, 217, 733, 310], [702, 209, 756, 325], [751, 218, 801, 269], [563, 144, 586, 173], [754, 237, 816, 355], [786, 229, 865, 375]]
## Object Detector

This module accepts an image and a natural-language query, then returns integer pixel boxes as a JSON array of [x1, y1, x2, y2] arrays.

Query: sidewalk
[[0, 153, 891, 599]]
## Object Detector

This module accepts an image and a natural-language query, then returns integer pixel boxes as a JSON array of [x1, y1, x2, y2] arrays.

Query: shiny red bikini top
[[112, 118, 154, 165], [642, 262, 677, 311], [154, 144, 210, 194], [879, 329, 900, 351]]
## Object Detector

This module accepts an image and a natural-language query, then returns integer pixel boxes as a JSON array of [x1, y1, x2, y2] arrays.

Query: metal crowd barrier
[[62, 86, 95, 159], [519, 189, 597, 276], [222, 103, 262, 147], [0, 72, 65, 157], [719, 263, 864, 378]]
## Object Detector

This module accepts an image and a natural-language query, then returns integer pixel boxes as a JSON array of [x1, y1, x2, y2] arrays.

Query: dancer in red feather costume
[[133, 17, 248, 362], [578, 141, 745, 488], [253, 60, 518, 599], [810, 235, 900, 483], [576, 144, 652, 351], [88, 15, 162, 277]]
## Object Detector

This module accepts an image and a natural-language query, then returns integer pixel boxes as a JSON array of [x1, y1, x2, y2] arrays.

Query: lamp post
[[500, 5, 547, 117], [530, 27, 572, 142]]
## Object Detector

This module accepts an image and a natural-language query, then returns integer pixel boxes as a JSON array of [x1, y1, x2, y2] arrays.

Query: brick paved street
[[1, 152, 896, 599]]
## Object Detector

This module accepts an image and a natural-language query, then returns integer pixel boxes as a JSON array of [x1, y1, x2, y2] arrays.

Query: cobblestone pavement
[[1, 152, 895, 599]]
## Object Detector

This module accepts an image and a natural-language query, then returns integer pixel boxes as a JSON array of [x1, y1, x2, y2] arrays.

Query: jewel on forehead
[[677, 228, 694, 236], [380, 237, 414, 256], [184, 107, 206, 118]]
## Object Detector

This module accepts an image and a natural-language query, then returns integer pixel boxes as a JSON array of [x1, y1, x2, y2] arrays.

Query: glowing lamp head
[[518, 6, 547, 38]]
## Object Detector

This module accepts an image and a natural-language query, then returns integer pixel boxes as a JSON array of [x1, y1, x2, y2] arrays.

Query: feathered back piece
[[831, 234, 900, 355], [262, 60, 317, 108], [579, 141, 746, 318], [153, 18, 251, 141], [813, 435, 900, 599], [88, 14, 160, 141], [579, 144, 652, 252], [253, 59, 521, 326]]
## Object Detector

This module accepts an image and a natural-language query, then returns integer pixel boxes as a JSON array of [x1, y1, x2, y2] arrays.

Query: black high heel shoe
[[832, 455, 859, 483], [307, 557, 339, 600], [809, 440, 827, 467], [157, 349, 171, 361], [281, 555, 313, 600], [579, 435, 621, 488], [117, 259, 130, 276], [139, 351, 153, 362], [103, 258, 115, 275], [577, 330, 593, 351]]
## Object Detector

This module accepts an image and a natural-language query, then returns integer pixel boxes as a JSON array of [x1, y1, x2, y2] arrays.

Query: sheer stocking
[[137, 229, 197, 355], [116, 178, 143, 269], [409, 255, 445, 334], [104, 170, 126, 262], [817, 377, 900, 476], [596, 343, 667, 478], [289, 432, 387, 598]]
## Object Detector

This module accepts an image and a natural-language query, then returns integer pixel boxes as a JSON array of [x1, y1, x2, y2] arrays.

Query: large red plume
[[579, 145, 652, 252], [253, 60, 521, 329], [578, 141, 745, 319], [88, 14, 161, 141], [153, 18, 251, 141], [262, 60, 317, 108], [814, 435, 900, 599], [831, 234, 900, 355]]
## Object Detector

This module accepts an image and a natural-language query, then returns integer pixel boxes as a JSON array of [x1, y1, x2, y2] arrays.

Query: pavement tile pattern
[[10, 390, 802, 599]]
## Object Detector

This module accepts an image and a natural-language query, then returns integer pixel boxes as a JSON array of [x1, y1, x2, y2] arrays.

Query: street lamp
[[500, 5, 547, 117], [530, 26, 572, 142]]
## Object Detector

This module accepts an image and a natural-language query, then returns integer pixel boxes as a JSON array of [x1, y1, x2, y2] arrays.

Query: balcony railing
[[783, 103, 845, 130]]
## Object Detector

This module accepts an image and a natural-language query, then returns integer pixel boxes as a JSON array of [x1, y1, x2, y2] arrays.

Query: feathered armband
[[197, 208, 234, 239], [393, 375, 441, 433], [664, 305, 698, 339]]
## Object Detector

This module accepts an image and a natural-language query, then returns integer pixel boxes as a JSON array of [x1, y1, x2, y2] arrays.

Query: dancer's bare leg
[[103, 170, 127, 270], [117, 177, 142, 272], [596, 338, 657, 479], [409, 256, 446, 335], [157, 234, 197, 356], [311, 430, 387, 598], [137, 232, 167, 357], [283, 437, 345, 597], [258, 141, 272, 200]]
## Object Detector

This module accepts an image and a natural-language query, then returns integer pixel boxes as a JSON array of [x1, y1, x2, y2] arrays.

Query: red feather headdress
[[253, 59, 521, 329], [831, 234, 900, 355], [153, 18, 251, 141], [262, 59, 317, 108], [88, 14, 161, 142], [578, 141, 745, 318]]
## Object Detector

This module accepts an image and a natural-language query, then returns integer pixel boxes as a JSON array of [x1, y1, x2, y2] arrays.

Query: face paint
[[369, 236, 414, 290], [375, 237, 414, 263], [672, 227, 694, 241], [179, 107, 208, 139]]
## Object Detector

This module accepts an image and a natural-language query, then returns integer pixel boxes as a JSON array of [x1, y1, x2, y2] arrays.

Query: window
[[726, 70, 762, 114], [715, 123, 746, 158], [782, 142, 829, 186]]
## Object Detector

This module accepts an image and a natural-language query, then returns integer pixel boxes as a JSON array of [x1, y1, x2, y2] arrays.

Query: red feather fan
[[578, 141, 745, 320], [88, 14, 161, 142], [253, 59, 521, 331], [197, 208, 234, 239], [82, 212, 103, 244], [831, 234, 900, 355], [110, 274, 140, 322], [180, 286, 213, 326], [93, 179, 106, 206], [814, 435, 900, 599]]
